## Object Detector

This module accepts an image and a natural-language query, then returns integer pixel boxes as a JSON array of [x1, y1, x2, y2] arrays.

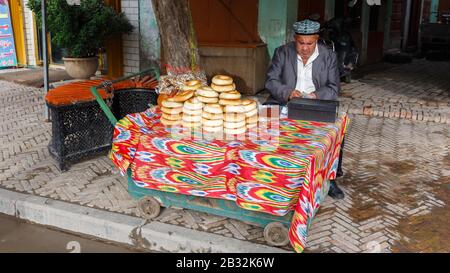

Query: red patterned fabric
[[110, 106, 349, 252]]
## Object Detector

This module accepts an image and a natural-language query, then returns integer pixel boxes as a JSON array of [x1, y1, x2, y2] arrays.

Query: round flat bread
[[224, 105, 245, 113], [246, 114, 258, 124], [224, 126, 246, 135], [182, 121, 202, 128], [203, 126, 224, 133], [224, 120, 246, 129], [202, 118, 223, 127], [182, 107, 202, 116], [161, 106, 183, 115], [181, 80, 202, 91], [202, 111, 223, 120], [219, 99, 242, 106], [182, 114, 202, 123], [162, 112, 182, 121], [203, 104, 223, 114], [246, 122, 258, 129], [162, 100, 183, 108], [183, 97, 203, 111], [223, 113, 246, 122], [196, 87, 219, 98], [245, 108, 258, 118], [197, 96, 219, 104], [219, 91, 241, 100], [167, 90, 194, 102], [242, 99, 257, 112], [211, 83, 235, 92], [160, 117, 181, 127], [212, 75, 233, 86]]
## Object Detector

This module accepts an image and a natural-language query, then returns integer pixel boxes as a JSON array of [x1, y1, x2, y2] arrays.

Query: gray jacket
[[264, 41, 340, 105]]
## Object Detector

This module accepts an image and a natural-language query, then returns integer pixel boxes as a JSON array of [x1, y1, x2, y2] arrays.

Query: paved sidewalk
[[0, 59, 449, 252], [339, 59, 450, 124]]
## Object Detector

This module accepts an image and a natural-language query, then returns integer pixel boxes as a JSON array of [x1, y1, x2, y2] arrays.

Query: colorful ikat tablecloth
[[110, 106, 349, 252]]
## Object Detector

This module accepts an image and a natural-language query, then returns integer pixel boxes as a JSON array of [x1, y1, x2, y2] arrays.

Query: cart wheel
[[263, 222, 289, 247], [137, 196, 161, 220]]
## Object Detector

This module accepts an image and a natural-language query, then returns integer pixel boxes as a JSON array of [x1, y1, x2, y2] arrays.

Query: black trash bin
[[112, 88, 159, 120]]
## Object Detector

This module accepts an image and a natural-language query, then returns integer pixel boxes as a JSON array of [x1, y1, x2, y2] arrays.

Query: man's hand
[[289, 90, 302, 100], [303, 92, 317, 99]]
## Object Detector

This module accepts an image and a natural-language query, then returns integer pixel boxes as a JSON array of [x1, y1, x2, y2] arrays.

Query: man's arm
[[314, 51, 340, 100], [265, 47, 295, 105]]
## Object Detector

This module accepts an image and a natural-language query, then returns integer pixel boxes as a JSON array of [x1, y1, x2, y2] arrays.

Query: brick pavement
[[339, 59, 450, 124], [0, 66, 449, 252]]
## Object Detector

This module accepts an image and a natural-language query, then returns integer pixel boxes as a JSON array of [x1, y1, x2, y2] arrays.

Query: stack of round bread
[[242, 99, 258, 129], [202, 104, 223, 133], [223, 104, 246, 135], [182, 97, 203, 128], [159, 76, 258, 136], [160, 90, 194, 126]]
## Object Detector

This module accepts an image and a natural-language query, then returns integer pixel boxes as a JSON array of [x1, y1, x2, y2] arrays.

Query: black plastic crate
[[112, 88, 158, 120], [47, 100, 114, 171]]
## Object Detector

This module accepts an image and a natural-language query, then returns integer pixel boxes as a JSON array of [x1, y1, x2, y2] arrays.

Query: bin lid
[[45, 78, 155, 106]]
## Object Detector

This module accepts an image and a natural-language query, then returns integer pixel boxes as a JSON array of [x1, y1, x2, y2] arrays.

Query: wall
[[388, 0, 404, 49], [121, 0, 140, 75], [258, 0, 298, 59], [22, 0, 38, 66]]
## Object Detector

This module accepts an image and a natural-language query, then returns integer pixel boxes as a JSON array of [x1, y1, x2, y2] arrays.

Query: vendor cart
[[90, 69, 348, 252]]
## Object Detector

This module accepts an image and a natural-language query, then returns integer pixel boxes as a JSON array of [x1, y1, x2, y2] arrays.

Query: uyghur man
[[264, 19, 345, 199]]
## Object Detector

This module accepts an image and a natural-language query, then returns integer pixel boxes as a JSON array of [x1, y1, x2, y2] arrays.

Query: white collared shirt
[[295, 45, 319, 94]]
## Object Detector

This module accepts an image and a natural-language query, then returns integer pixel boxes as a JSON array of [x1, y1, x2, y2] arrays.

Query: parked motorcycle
[[319, 16, 360, 83]]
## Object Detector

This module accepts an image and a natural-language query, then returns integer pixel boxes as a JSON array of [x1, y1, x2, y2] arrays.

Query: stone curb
[[0, 188, 290, 253]]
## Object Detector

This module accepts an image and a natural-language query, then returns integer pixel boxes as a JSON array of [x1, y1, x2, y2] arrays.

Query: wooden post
[[151, 0, 200, 71]]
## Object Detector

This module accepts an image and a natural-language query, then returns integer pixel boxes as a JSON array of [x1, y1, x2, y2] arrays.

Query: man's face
[[294, 34, 319, 60]]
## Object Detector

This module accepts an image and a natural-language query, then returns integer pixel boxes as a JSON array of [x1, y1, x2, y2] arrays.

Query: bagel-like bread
[[183, 97, 203, 111], [224, 105, 245, 113], [182, 114, 202, 123], [223, 113, 246, 122], [167, 90, 194, 102], [219, 91, 241, 100], [224, 120, 246, 129], [202, 111, 223, 120], [160, 117, 181, 126], [202, 118, 223, 127], [182, 107, 202, 116], [247, 122, 258, 129], [203, 126, 223, 133], [245, 108, 258, 118], [162, 112, 182, 121], [197, 96, 219, 104], [242, 99, 257, 112], [219, 99, 242, 106], [211, 83, 235, 92], [224, 126, 246, 135], [182, 121, 202, 128], [161, 106, 183, 115], [203, 104, 223, 114], [162, 100, 183, 108], [181, 80, 202, 91], [157, 93, 170, 107], [246, 115, 259, 124], [196, 86, 219, 98], [212, 75, 233, 86]]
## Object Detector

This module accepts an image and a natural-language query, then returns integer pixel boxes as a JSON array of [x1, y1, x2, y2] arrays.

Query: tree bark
[[151, 0, 200, 71]]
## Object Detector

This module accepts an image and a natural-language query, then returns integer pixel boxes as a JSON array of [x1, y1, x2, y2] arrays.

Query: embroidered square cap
[[293, 19, 320, 35]]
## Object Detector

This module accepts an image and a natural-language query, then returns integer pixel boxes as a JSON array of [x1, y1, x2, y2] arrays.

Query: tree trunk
[[151, 0, 200, 71]]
